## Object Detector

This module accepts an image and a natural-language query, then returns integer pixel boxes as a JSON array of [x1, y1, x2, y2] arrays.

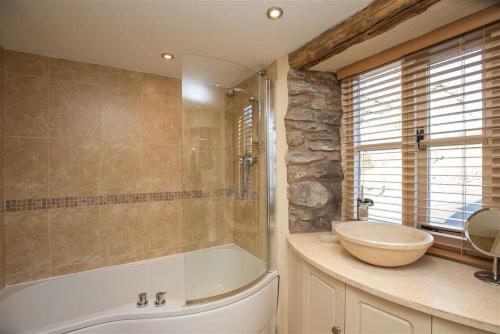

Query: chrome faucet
[[136, 292, 148, 308], [238, 153, 258, 199], [154, 291, 166, 307], [357, 186, 374, 221]]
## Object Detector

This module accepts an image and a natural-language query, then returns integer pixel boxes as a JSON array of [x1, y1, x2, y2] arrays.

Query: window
[[423, 49, 484, 230], [341, 22, 500, 248], [350, 63, 403, 224]]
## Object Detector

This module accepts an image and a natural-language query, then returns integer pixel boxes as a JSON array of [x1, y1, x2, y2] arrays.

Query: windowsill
[[426, 246, 492, 270]]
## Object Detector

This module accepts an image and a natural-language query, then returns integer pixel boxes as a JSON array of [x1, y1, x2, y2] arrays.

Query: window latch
[[416, 128, 427, 151]]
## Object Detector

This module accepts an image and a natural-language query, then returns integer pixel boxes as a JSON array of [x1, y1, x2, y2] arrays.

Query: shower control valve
[[136, 292, 148, 308], [154, 291, 166, 307]]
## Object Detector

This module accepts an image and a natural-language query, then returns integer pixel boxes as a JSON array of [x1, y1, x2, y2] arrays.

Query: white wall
[[273, 55, 290, 334]]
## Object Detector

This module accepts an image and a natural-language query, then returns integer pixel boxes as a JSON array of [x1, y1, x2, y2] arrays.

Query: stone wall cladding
[[286, 69, 342, 233]]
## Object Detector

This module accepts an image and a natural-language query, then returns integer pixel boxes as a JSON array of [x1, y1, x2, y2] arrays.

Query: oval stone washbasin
[[334, 221, 434, 267]]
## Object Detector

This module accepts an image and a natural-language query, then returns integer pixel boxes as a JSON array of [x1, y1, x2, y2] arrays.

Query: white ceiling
[[0, 0, 372, 79], [312, 0, 497, 73]]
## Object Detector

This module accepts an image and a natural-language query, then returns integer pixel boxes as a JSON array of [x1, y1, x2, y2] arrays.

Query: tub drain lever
[[155, 291, 166, 307], [136, 292, 148, 308]]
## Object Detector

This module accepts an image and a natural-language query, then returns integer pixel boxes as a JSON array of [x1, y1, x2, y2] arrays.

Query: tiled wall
[[0, 50, 191, 285], [229, 72, 265, 259], [1, 49, 271, 286], [230, 62, 278, 261], [180, 81, 234, 252]]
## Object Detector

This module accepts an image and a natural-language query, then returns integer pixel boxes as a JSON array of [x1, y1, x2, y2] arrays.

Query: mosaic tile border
[[2, 189, 236, 213]]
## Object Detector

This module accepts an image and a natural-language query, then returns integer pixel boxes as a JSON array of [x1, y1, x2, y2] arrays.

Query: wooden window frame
[[341, 22, 500, 266]]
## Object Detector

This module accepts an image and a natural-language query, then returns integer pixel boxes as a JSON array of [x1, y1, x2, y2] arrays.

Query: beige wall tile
[[100, 88, 142, 142], [100, 203, 143, 266], [100, 66, 142, 93], [3, 72, 49, 137], [182, 198, 212, 246], [233, 198, 260, 257], [143, 143, 181, 192], [99, 140, 143, 194], [182, 145, 226, 190], [142, 74, 179, 96], [49, 138, 100, 196], [0, 50, 201, 282], [142, 92, 181, 144], [49, 207, 101, 276], [4, 50, 48, 77], [5, 210, 49, 284], [49, 58, 100, 84], [182, 126, 224, 148], [182, 89, 225, 143], [4, 137, 48, 199], [215, 197, 233, 239], [0, 213, 4, 289], [143, 201, 182, 259], [49, 80, 100, 139]]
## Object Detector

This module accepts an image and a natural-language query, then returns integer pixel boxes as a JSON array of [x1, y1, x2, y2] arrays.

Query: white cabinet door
[[301, 263, 345, 334], [432, 317, 494, 334], [345, 286, 431, 334]]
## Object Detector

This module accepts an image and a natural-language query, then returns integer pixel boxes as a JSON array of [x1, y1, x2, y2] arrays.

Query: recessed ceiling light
[[161, 53, 174, 60], [266, 6, 283, 20]]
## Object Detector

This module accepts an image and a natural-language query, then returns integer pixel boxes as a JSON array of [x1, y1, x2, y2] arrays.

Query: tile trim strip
[[2, 189, 239, 213]]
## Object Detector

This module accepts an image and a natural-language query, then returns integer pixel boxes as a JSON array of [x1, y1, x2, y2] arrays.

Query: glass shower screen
[[180, 55, 269, 303]]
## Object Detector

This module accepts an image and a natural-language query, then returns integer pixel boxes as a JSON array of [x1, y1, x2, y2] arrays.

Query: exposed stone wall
[[286, 69, 342, 233]]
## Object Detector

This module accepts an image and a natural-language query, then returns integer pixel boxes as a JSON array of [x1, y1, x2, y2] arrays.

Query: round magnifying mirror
[[465, 208, 500, 286]]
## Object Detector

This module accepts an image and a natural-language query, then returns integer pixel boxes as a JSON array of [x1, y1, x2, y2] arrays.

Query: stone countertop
[[288, 232, 500, 333]]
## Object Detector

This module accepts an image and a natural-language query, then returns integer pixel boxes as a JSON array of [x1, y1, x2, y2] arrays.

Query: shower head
[[225, 87, 257, 102], [225, 87, 244, 97]]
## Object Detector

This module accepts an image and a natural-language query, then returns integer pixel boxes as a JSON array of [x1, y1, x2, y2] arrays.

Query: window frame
[[352, 62, 404, 225], [341, 22, 500, 265], [415, 45, 485, 233]]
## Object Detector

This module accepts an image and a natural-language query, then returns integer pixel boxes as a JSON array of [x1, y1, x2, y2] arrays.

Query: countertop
[[288, 232, 500, 333]]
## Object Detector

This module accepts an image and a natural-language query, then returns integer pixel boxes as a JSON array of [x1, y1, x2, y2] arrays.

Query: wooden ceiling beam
[[288, 0, 441, 70]]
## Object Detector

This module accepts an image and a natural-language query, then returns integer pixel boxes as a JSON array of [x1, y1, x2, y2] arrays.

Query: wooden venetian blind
[[341, 21, 500, 233], [237, 104, 254, 196]]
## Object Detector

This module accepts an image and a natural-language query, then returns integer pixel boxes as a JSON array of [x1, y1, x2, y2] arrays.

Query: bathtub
[[0, 244, 279, 334]]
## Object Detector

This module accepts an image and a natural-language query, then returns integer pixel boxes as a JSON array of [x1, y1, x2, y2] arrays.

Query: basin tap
[[357, 186, 374, 221]]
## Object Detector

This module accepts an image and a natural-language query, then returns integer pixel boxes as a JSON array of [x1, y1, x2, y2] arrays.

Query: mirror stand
[[474, 257, 500, 287]]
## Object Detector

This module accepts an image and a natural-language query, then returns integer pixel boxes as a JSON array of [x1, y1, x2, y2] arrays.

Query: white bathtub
[[0, 244, 279, 334]]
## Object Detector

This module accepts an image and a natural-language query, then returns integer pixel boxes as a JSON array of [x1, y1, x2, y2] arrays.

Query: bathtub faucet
[[136, 292, 148, 308], [155, 291, 166, 307]]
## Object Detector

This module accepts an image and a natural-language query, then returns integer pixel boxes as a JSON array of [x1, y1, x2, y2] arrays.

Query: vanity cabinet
[[431, 318, 492, 334], [300, 262, 345, 334], [345, 286, 431, 334], [289, 250, 494, 334]]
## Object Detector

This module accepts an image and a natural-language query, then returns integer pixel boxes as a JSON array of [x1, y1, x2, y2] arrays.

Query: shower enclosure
[[181, 55, 275, 302], [0, 55, 277, 333]]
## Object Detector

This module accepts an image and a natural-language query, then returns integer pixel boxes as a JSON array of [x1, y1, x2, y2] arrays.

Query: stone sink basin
[[334, 221, 434, 267]]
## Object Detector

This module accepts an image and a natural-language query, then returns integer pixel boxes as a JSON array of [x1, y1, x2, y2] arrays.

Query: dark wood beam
[[289, 0, 441, 70]]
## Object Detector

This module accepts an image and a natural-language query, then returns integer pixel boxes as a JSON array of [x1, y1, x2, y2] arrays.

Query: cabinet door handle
[[331, 326, 341, 334]]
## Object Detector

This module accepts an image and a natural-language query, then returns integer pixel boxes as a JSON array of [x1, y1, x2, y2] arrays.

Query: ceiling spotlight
[[161, 53, 174, 60], [266, 6, 283, 20]]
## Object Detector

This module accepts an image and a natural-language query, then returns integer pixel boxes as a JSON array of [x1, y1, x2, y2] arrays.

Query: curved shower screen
[[180, 55, 271, 302]]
